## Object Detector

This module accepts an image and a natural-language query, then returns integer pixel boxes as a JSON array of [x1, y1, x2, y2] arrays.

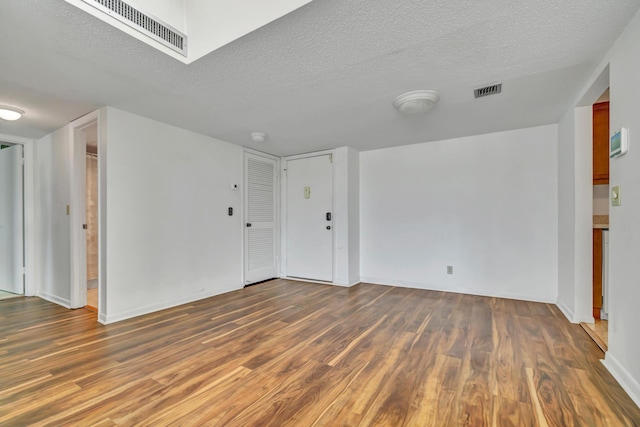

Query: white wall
[[333, 147, 360, 286], [103, 107, 244, 323], [347, 147, 360, 285], [556, 108, 577, 318], [35, 126, 72, 307], [602, 8, 640, 406], [360, 125, 558, 302], [574, 107, 595, 323]]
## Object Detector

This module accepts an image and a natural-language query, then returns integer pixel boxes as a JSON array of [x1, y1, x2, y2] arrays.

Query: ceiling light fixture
[[393, 90, 440, 115], [0, 106, 25, 121], [251, 132, 267, 143]]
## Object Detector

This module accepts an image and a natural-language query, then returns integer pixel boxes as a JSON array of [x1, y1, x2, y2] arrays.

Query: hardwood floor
[[581, 319, 609, 352], [1, 280, 638, 426]]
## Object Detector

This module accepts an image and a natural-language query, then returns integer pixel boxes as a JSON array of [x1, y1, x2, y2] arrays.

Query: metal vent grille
[[81, 0, 187, 56], [474, 83, 502, 99]]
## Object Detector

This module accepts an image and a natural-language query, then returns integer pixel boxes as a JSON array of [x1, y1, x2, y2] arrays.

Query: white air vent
[[81, 0, 187, 56], [474, 83, 502, 99]]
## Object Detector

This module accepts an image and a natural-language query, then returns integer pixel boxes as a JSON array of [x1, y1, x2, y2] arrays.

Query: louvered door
[[244, 152, 278, 284]]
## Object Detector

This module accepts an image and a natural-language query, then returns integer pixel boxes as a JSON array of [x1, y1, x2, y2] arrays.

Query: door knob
[[246, 223, 252, 227]]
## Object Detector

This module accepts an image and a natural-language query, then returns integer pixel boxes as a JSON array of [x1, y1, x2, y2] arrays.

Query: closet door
[[244, 152, 278, 284]]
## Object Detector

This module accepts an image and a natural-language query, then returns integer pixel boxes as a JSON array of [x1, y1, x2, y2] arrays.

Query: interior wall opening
[[0, 141, 24, 300]]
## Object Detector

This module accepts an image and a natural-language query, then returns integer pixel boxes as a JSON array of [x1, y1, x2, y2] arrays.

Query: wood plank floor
[[1, 280, 638, 426]]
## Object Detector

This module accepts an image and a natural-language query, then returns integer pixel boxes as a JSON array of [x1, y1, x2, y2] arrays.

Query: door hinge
[[329, 154, 333, 163]]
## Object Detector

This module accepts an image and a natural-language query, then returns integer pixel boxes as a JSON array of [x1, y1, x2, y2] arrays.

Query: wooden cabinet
[[593, 102, 610, 184], [593, 228, 603, 319]]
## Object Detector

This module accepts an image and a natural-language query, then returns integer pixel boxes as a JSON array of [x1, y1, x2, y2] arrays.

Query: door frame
[[0, 133, 36, 296], [242, 147, 281, 285], [280, 149, 335, 282], [69, 111, 102, 313]]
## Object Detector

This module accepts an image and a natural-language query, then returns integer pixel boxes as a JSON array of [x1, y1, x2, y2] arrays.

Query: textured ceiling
[[1, 0, 639, 155]]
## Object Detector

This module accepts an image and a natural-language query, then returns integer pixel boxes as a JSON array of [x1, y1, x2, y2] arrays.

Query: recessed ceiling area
[[1, 0, 639, 156], [66, 0, 314, 63]]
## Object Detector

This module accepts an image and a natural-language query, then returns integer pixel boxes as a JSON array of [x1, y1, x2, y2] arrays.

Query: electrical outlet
[[447, 265, 453, 275]]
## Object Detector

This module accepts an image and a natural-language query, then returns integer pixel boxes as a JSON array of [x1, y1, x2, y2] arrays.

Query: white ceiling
[[1, 0, 639, 156]]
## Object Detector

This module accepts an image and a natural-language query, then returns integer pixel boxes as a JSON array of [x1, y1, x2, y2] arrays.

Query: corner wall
[[34, 126, 72, 307], [556, 106, 594, 323], [603, 8, 640, 406], [103, 107, 244, 323], [360, 125, 558, 302]]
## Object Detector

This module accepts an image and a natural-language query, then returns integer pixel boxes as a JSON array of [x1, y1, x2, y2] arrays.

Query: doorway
[[69, 112, 101, 316], [285, 154, 333, 282], [85, 124, 99, 312], [0, 143, 24, 300], [582, 87, 610, 351]]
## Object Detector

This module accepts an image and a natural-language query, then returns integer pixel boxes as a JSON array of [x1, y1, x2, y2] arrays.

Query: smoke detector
[[393, 90, 440, 115]]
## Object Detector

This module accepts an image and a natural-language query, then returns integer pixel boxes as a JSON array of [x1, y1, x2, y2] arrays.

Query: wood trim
[[593, 101, 610, 185], [593, 228, 603, 319]]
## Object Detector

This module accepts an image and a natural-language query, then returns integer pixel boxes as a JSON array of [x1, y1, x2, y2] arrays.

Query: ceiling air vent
[[81, 0, 187, 56], [474, 83, 502, 99]]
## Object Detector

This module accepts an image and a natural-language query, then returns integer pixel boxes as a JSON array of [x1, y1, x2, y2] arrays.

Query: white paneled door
[[0, 144, 24, 295], [286, 155, 333, 282], [244, 152, 278, 284]]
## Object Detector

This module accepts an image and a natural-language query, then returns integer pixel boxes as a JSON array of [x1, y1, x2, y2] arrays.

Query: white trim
[[101, 287, 239, 324], [283, 276, 334, 286], [556, 299, 577, 323], [23, 141, 36, 297], [284, 149, 335, 162], [602, 353, 640, 408], [332, 280, 360, 288], [360, 276, 557, 304], [68, 111, 101, 313], [36, 291, 71, 309]]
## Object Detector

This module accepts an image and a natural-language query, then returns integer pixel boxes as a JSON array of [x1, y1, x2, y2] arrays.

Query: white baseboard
[[602, 352, 640, 409], [556, 299, 595, 324], [556, 299, 576, 323], [98, 312, 108, 325], [102, 287, 240, 324], [359, 277, 556, 304], [36, 291, 71, 309]]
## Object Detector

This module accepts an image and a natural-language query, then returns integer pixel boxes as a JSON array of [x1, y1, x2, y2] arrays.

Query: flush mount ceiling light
[[393, 90, 440, 115], [251, 132, 267, 143], [0, 106, 24, 121]]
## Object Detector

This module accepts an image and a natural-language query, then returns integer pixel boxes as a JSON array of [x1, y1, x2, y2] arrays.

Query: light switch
[[612, 185, 621, 207], [304, 186, 311, 199]]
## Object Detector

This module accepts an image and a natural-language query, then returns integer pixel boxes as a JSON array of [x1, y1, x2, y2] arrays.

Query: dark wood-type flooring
[[1, 280, 639, 426]]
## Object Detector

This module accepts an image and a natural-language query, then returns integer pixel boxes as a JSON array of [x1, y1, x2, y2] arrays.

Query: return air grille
[[474, 83, 502, 99], [81, 0, 187, 56]]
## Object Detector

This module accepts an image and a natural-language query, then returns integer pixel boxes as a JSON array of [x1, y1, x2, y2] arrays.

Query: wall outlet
[[447, 265, 453, 275]]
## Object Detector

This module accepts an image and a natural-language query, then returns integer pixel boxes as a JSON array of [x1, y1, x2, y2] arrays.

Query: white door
[[0, 144, 24, 295], [244, 152, 278, 284], [286, 155, 333, 282]]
